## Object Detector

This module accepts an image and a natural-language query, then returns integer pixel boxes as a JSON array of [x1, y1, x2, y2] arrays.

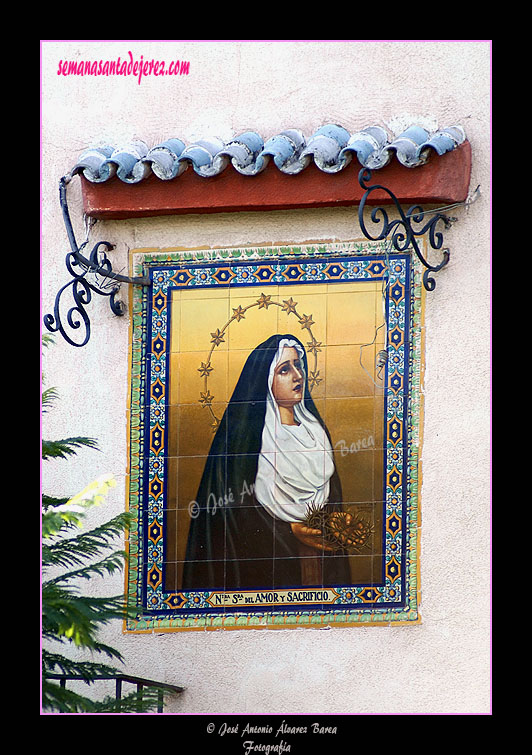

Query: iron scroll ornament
[[45, 167, 453, 347], [357, 168, 451, 291], [43, 176, 151, 347]]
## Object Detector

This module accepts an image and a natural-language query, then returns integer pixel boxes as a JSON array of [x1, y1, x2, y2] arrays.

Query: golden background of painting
[[164, 281, 387, 590]]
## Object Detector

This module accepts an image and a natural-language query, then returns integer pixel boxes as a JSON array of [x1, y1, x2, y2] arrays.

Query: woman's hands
[[328, 511, 355, 546], [291, 512, 356, 552], [290, 521, 335, 552]]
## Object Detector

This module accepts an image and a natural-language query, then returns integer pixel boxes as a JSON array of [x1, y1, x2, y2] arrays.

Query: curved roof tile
[[71, 123, 466, 183]]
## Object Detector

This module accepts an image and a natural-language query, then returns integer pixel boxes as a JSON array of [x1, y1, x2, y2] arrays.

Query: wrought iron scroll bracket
[[357, 168, 452, 291], [44, 176, 151, 347]]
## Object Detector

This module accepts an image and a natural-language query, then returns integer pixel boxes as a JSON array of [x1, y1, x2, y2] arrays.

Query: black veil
[[181, 333, 351, 591]]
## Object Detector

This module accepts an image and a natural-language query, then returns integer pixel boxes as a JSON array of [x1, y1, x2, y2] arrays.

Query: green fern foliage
[[41, 339, 165, 713]]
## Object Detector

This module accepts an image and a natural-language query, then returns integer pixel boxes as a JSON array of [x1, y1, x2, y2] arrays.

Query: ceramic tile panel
[[124, 241, 424, 631]]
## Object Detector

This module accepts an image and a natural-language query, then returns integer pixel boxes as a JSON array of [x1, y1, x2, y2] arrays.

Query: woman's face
[[271, 346, 304, 408]]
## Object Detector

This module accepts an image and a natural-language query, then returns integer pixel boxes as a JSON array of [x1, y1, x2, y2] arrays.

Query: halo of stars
[[198, 293, 323, 431]]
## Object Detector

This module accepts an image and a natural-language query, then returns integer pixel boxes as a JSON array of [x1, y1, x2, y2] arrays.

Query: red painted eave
[[81, 141, 471, 220]]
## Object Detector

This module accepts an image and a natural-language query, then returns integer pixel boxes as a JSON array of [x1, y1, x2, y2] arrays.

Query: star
[[210, 329, 225, 347], [298, 313, 315, 330], [281, 297, 298, 315], [308, 371, 322, 389], [199, 390, 214, 407], [210, 417, 221, 433], [256, 293, 272, 309], [307, 338, 322, 355], [197, 361, 213, 377], [232, 305, 246, 322]]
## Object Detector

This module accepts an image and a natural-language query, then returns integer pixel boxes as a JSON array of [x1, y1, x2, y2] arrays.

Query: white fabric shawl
[[254, 339, 335, 523]]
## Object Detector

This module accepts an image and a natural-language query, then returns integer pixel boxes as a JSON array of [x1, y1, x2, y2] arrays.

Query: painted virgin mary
[[181, 334, 351, 591]]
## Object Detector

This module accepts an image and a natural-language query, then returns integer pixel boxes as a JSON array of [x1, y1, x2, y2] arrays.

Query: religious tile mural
[[124, 241, 424, 631]]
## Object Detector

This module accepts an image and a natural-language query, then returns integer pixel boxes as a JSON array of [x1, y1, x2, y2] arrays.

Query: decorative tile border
[[124, 241, 423, 631]]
